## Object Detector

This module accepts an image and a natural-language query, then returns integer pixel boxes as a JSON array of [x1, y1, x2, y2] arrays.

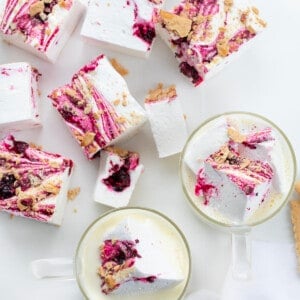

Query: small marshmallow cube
[[0, 62, 41, 132], [144, 84, 188, 158]]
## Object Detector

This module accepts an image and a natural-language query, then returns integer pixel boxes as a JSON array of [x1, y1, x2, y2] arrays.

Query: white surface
[[0, 0, 299, 299], [221, 241, 300, 300]]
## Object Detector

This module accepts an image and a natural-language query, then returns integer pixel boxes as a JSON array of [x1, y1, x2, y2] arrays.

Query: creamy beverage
[[75, 208, 190, 300], [181, 112, 296, 226]]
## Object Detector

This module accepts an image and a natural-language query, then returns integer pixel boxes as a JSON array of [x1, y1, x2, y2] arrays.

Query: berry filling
[[131, 0, 157, 47], [133, 22, 156, 46], [179, 62, 203, 85], [0, 174, 17, 200], [102, 153, 139, 192], [102, 163, 131, 192], [98, 239, 157, 295]]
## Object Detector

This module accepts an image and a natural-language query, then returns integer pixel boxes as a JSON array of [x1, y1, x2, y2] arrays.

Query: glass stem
[[231, 228, 251, 280]]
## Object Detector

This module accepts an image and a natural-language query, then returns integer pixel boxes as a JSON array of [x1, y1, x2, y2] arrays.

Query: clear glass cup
[[180, 111, 297, 280], [31, 207, 191, 300]]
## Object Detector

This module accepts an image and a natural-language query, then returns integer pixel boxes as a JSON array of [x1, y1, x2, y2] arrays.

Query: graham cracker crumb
[[113, 99, 120, 106], [45, 28, 51, 36], [43, 181, 61, 195], [183, 114, 187, 120], [252, 6, 259, 15], [65, 88, 77, 98], [290, 200, 300, 267], [149, 0, 162, 4], [224, 0, 233, 12], [227, 127, 246, 143], [88, 144, 98, 154], [145, 83, 177, 103], [67, 187, 81, 201], [258, 18, 267, 28], [295, 181, 300, 195], [122, 93, 128, 106], [217, 39, 229, 57], [58, 0, 68, 8], [29, 143, 42, 150], [10, 214, 14, 219], [104, 146, 131, 158], [116, 116, 127, 124], [240, 11, 249, 24], [81, 132, 96, 147], [213, 145, 230, 164], [29, 1, 44, 17], [93, 112, 100, 120], [159, 10, 192, 38], [84, 104, 92, 115], [247, 25, 256, 34], [240, 158, 250, 169], [110, 58, 129, 76]]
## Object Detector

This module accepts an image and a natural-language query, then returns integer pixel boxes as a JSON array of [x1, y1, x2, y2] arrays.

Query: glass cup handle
[[231, 228, 251, 280], [30, 258, 75, 280]]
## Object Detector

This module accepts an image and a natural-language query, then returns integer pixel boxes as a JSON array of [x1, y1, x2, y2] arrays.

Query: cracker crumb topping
[[58, 0, 67, 8], [145, 83, 177, 103], [67, 187, 81, 201], [295, 181, 300, 195], [290, 200, 300, 267], [159, 10, 192, 38], [81, 132, 96, 147], [29, 1, 44, 17], [43, 180, 61, 195], [116, 116, 127, 124], [224, 0, 233, 12], [217, 39, 230, 57], [113, 99, 120, 106], [29, 143, 42, 150], [105, 146, 131, 158], [252, 6, 259, 15], [227, 127, 246, 143], [110, 58, 129, 77]]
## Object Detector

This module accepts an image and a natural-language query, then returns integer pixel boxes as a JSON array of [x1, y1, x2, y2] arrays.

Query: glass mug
[[31, 207, 191, 300], [180, 112, 296, 280]]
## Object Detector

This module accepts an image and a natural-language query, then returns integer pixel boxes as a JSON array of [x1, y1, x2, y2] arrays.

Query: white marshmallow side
[[184, 117, 228, 174], [201, 162, 270, 223], [48, 168, 73, 225], [94, 152, 143, 208], [103, 218, 183, 295], [145, 97, 188, 158], [81, 0, 161, 58], [0, 62, 41, 132]]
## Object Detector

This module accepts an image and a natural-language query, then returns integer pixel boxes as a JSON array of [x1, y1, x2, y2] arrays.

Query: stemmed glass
[[179, 112, 296, 288]]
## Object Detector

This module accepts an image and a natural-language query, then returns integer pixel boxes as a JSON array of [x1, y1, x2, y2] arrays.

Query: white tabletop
[[0, 0, 299, 299]]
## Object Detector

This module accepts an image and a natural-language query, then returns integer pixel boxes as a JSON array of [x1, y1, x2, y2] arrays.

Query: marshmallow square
[[0, 62, 41, 132]]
